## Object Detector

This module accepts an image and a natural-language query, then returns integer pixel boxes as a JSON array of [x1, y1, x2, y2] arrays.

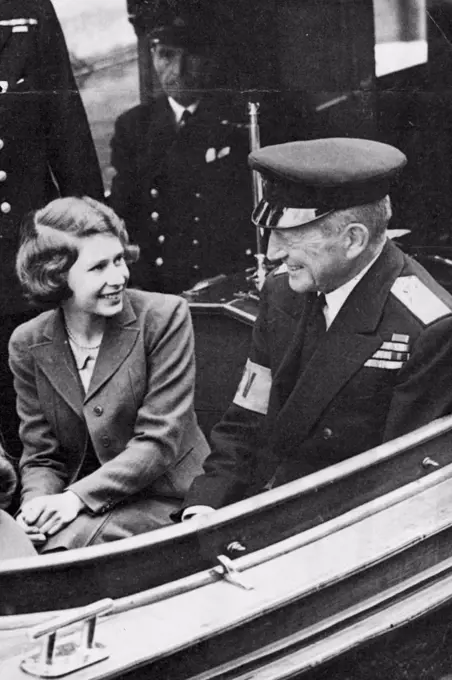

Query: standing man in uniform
[[110, 5, 316, 294], [0, 0, 104, 454], [181, 138, 452, 515]]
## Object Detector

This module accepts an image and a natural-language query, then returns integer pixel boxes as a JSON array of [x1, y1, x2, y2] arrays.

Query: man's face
[[151, 43, 214, 106], [266, 216, 353, 294]]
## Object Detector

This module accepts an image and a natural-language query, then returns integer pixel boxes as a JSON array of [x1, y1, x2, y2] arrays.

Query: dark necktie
[[299, 293, 327, 370], [179, 109, 192, 129]]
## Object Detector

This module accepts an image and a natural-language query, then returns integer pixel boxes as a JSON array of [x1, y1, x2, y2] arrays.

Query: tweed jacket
[[184, 239, 452, 509], [9, 290, 209, 514], [0, 0, 103, 314], [109, 93, 315, 294]]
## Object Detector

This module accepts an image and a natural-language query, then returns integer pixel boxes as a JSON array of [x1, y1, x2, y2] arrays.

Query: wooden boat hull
[[4, 441, 452, 679], [1, 416, 452, 615]]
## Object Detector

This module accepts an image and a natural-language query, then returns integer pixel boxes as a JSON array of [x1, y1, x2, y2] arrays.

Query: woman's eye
[[115, 255, 125, 265]]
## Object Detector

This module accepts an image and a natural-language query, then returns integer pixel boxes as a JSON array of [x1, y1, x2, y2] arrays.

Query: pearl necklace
[[65, 325, 102, 351]]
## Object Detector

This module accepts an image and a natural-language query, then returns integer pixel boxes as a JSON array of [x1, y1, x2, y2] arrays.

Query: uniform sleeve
[[68, 298, 198, 513], [383, 315, 452, 441], [183, 286, 272, 509], [39, 0, 104, 200], [8, 334, 68, 505]]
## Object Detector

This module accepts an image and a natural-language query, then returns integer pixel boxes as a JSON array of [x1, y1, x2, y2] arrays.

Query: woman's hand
[[19, 491, 85, 538], [16, 512, 47, 545]]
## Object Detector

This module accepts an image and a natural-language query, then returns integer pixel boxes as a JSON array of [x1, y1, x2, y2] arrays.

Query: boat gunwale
[[179, 555, 452, 680], [3, 447, 452, 631], [110, 457, 452, 613], [1, 414, 451, 578], [5, 473, 452, 677]]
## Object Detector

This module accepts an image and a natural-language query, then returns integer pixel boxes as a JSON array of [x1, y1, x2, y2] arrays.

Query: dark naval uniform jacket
[[184, 239, 452, 509], [0, 0, 103, 315], [9, 290, 210, 549], [110, 94, 313, 294]]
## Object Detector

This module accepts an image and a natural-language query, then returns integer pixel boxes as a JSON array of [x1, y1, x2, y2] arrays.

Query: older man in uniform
[[0, 0, 103, 454], [110, 6, 317, 294], [181, 137, 452, 516]]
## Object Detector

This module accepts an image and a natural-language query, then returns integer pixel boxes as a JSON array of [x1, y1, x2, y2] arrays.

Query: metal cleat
[[422, 456, 440, 470], [216, 554, 254, 591], [226, 540, 247, 555], [20, 598, 113, 678]]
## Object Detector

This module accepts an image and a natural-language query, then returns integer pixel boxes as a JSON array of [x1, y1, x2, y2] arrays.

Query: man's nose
[[169, 52, 184, 76], [266, 231, 286, 262]]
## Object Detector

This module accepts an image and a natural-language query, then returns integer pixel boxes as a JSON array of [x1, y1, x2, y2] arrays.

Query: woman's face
[[65, 234, 129, 318]]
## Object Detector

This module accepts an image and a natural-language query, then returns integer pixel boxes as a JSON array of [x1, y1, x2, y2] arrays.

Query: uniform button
[[158, 235, 165, 244], [1, 202, 11, 214], [93, 405, 103, 416], [101, 435, 110, 447], [193, 216, 200, 223], [0, 139, 4, 151], [155, 257, 164, 266], [192, 239, 199, 246], [323, 427, 333, 440], [193, 264, 200, 270], [246, 248, 253, 256], [0, 171, 7, 182], [150, 188, 159, 198], [151, 211, 159, 222], [195, 192, 201, 198]]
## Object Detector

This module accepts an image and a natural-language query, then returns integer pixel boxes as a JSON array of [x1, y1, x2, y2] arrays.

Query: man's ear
[[343, 222, 369, 259]]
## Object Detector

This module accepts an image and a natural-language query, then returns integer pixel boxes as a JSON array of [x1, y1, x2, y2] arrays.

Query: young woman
[[10, 197, 209, 552]]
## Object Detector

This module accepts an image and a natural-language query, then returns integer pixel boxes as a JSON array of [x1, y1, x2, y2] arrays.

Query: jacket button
[[1, 202, 11, 214], [155, 257, 163, 266], [192, 239, 199, 246], [195, 192, 201, 198], [101, 435, 110, 447], [323, 427, 333, 439], [150, 188, 159, 198], [0, 171, 7, 182], [193, 216, 200, 223], [151, 211, 159, 222], [0, 139, 4, 151], [158, 235, 165, 244], [94, 405, 103, 416], [193, 264, 200, 270]]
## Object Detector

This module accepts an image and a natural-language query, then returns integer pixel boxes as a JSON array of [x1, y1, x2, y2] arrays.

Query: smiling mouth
[[100, 290, 123, 300]]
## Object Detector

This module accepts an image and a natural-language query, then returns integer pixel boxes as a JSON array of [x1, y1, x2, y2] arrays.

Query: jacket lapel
[[30, 310, 85, 420], [140, 95, 228, 185], [268, 293, 311, 414], [272, 240, 405, 448], [140, 97, 178, 184], [84, 294, 139, 402]]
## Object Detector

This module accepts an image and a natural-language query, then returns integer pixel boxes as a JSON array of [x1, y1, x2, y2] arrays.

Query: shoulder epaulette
[[391, 275, 452, 324], [272, 263, 288, 277]]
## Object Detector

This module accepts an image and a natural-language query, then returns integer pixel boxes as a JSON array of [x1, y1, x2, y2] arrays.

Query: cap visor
[[251, 201, 333, 229]]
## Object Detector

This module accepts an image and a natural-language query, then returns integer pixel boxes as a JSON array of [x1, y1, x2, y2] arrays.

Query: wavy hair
[[16, 197, 139, 307]]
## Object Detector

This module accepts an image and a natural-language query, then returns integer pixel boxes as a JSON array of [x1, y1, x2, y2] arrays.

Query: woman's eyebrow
[[86, 256, 108, 268], [86, 249, 124, 268]]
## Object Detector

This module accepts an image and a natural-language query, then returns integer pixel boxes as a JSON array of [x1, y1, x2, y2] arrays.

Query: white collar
[[323, 243, 385, 328], [168, 97, 199, 124]]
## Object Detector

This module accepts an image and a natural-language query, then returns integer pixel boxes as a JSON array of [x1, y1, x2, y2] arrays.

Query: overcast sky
[[53, 0, 136, 59]]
